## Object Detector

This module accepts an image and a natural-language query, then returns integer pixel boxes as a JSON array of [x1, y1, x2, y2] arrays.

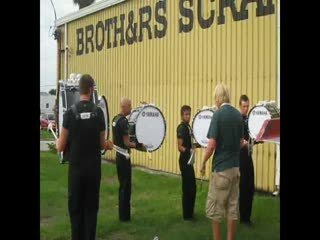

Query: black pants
[[239, 150, 255, 223], [179, 154, 196, 219], [116, 153, 132, 221], [68, 166, 101, 240]]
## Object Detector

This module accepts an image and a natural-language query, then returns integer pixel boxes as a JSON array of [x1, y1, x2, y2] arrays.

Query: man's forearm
[[203, 147, 214, 163], [124, 140, 136, 149], [56, 138, 66, 152], [178, 146, 187, 153]]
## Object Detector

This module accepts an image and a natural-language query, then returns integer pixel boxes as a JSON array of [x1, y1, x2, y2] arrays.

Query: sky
[[40, 0, 79, 93]]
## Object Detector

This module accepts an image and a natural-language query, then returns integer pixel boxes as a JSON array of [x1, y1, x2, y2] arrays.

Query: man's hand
[[240, 138, 248, 148], [135, 142, 147, 151], [105, 140, 113, 150], [142, 143, 146, 150], [140, 143, 148, 151], [200, 161, 206, 176], [190, 148, 195, 154]]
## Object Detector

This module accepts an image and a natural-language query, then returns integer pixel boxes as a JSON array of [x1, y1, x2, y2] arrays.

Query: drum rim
[[247, 104, 280, 139], [99, 95, 110, 140], [128, 107, 143, 123], [191, 108, 215, 147], [134, 105, 167, 152]]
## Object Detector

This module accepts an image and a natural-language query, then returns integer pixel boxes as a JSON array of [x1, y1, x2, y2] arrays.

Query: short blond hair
[[214, 84, 230, 106], [120, 97, 131, 106]]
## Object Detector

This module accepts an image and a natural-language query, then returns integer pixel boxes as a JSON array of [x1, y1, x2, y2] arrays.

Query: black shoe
[[183, 216, 195, 221], [240, 220, 253, 227], [120, 218, 131, 222]]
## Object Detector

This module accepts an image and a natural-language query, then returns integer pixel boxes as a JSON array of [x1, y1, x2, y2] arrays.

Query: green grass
[[40, 130, 55, 141], [40, 152, 280, 240]]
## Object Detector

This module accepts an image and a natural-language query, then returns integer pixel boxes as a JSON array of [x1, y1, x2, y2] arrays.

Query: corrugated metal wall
[[59, 0, 278, 192]]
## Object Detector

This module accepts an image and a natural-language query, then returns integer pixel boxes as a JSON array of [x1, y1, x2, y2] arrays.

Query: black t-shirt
[[240, 114, 253, 157], [63, 100, 105, 168], [242, 115, 250, 141], [177, 122, 192, 156], [112, 114, 130, 152]]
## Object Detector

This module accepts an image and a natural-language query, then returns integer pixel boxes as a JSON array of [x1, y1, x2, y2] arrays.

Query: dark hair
[[239, 95, 249, 105], [180, 105, 191, 116], [79, 74, 95, 94]]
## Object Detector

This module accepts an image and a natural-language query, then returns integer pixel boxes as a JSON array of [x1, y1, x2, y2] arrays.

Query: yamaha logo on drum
[[253, 111, 268, 116], [199, 115, 212, 120], [142, 111, 159, 117]]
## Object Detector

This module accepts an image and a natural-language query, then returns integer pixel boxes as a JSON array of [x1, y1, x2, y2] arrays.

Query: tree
[[73, 0, 95, 9], [49, 89, 56, 95]]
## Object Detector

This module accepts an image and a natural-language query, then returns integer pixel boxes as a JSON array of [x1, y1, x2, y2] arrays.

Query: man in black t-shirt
[[176, 105, 196, 220], [112, 97, 145, 221], [56, 75, 113, 240], [238, 95, 255, 226]]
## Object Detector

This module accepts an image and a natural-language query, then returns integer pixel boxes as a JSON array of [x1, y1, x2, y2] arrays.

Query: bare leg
[[227, 219, 237, 240], [212, 220, 222, 240]]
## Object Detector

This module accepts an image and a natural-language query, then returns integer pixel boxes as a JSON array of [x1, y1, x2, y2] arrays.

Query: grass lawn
[[40, 130, 55, 141], [40, 152, 280, 240]]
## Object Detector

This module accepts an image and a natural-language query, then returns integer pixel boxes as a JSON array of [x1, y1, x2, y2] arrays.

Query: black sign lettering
[[105, 18, 113, 49], [262, 0, 275, 16], [179, 0, 194, 33], [95, 21, 105, 51], [73, 0, 275, 56], [113, 14, 126, 48], [139, 6, 153, 42], [198, 0, 215, 29], [240, 0, 275, 20], [85, 25, 94, 54], [126, 11, 138, 45], [76, 28, 84, 55], [218, 0, 241, 25], [155, 0, 167, 39]]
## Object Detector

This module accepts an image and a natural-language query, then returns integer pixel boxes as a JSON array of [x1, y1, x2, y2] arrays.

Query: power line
[[49, 0, 57, 21], [48, 0, 58, 38]]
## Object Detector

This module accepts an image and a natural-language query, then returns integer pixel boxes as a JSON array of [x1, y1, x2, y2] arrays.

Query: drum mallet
[[113, 144, 130, 159], [187, 151, 195, 165], [48, 125, 58, 140]]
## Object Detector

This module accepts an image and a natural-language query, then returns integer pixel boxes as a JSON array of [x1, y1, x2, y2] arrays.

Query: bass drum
[[98, 95, 110, 139], [57, 84, 68, 163], [192, 107, 216, 148], [98, 96, 110, 155], [128, 105, 166, 152], [247, 101, 280, 140]]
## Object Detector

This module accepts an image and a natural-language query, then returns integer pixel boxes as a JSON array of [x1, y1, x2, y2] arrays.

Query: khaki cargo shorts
[[206, 167, 240, 222]]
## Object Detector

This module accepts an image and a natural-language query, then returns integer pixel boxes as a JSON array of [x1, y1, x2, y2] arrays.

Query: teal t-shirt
[[207, 104, 244, 172]]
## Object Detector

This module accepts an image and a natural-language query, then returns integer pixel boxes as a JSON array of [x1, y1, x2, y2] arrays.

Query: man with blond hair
[[200, 84, 246, 240], [112, 97, 145, 221]]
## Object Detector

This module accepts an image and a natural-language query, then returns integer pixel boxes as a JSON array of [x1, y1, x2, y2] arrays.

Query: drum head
[[58, 89, 64, 136], [128, 108, 142, 123], [98, 95, 110, 139], [135, 105, 166, 152], [248, 106, 272, 139], [192, 109, 215, 147]]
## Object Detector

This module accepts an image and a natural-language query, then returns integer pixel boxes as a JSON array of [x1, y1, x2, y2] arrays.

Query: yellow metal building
[[56, 0, 279, 192]]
